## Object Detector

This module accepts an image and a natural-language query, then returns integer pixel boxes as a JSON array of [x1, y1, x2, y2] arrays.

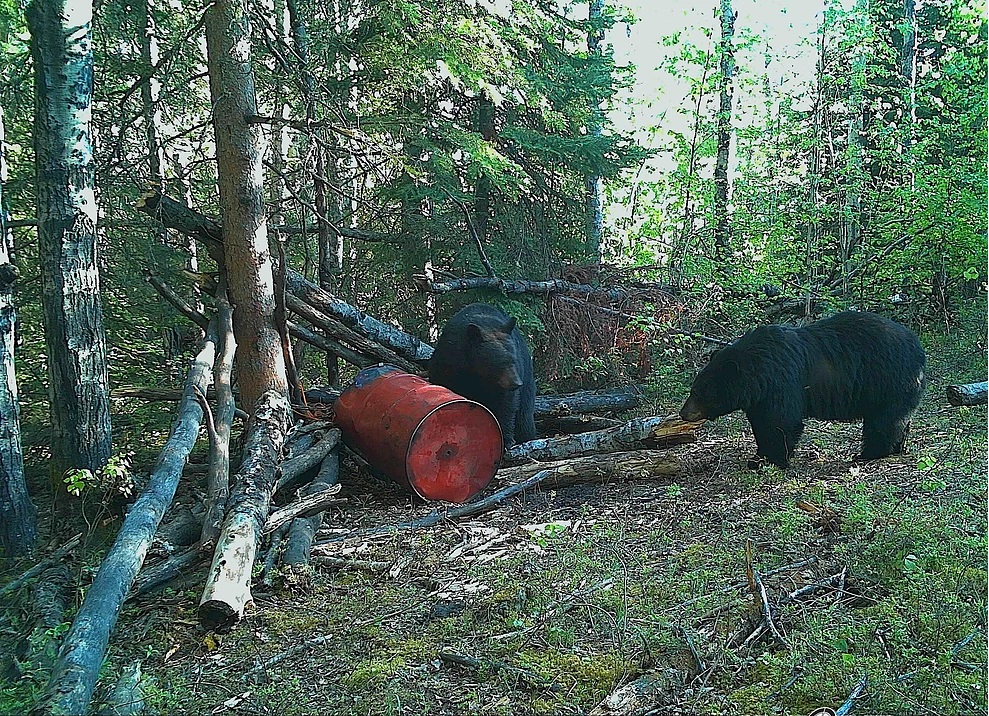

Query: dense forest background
[[0, 0, 986, 713]]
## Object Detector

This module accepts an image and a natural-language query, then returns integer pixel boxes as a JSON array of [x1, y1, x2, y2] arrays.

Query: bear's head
[[679, 346, 749, 421], [465, 317, 523, 391]]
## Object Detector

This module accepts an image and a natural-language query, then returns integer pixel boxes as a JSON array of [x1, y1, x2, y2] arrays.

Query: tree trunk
[[0, 107, 36, 556], [584, 0, 605, 260], [36, 328, 216, 716], [204, 0, 288, 411], [713, 0, 735, 260], [27, 0, 113, 480], [841, 0, 868, 296]]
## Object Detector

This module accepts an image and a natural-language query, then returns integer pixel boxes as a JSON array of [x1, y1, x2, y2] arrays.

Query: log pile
[[0, 191, 711, 712]]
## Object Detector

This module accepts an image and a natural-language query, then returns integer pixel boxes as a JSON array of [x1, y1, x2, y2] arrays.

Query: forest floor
[[2, 308, 987, 716]]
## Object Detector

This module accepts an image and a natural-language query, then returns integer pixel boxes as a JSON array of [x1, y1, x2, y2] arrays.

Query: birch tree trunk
[[27, 0, 113, 480], [713, 0, 736, 260], [584, 0, 605, 260], [204, 0, 288, 409], [0, 106, 37, 556]]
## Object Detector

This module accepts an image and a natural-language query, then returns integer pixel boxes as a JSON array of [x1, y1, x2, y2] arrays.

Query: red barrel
[[333, 365, 503, 503]]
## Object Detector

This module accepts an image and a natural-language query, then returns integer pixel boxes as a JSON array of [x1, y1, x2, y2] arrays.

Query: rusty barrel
[[333, 365, 503, 503]]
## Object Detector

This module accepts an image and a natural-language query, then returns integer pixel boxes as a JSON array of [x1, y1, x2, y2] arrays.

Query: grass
[[1, 305, 986, 715]]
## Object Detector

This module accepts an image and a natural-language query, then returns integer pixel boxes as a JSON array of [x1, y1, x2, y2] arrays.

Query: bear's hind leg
[[858, 413, 910, 460]]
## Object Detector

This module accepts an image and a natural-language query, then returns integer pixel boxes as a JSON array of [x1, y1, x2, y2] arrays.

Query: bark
[[946, 382, 988, 407], [474, 96, 495, 245], [415, 275, 675, 302], [841, 0, 867, 295], [0, 106, 36, 556], [201, 280, 236, 548], [504, 415, 699, 465], [282, 451, 340, 568], [205, 0, 288, 410], [584, 0, 605, 259], [713, 0, 735, 259], [28, 0, 113, 478], [533, 386, 644, 418], [19, 564, 73, 676], [198, 390, 293, 633], [135, 191, 434, 365], [37, 328, 216, 716]]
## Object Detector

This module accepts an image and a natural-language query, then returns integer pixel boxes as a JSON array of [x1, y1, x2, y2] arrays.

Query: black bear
[[679, 311, 926, 468], [429, 303, 537, 449]]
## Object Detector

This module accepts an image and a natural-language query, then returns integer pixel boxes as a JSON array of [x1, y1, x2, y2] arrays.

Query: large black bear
[[429, 303, 537, 449], [679, 311, 926, 468]]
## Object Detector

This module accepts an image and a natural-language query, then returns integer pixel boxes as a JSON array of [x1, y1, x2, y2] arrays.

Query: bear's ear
[[503, 317, 517, 334], [465, 323, 485, 342]]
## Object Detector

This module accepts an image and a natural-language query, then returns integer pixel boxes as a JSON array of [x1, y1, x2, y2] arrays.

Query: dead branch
[[533, 386, 645, 418], [0, 532, 82, 600], [947, 381, 988, 406], [263, 483, 343, 535], [314, 447, 709, 546], [96, 660, 148, 716], [198, 391, 293, 633], [37, 326, 217, 716]]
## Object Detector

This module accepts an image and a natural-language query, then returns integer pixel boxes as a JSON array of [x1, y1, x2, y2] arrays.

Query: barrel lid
[[406, 401, 502, 503]]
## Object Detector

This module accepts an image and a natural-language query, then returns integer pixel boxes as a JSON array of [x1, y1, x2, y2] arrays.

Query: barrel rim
[[405, 398, 503, 502]]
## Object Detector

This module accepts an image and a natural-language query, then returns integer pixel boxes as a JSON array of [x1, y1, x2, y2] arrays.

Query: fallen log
[[12, 564, 73, 679], [314, 448, 709, 546], [285, 293, 422, 374], [298, 385, 647, 421], [947, 381, 988, 406], [131, 544, 206, 598], [504, 415, 701, 465], [0, 532, 81, 600], [136, 191, 434, 366], [96, 660, 148, 716], [282, 451, 341, 570], [198, 391, 293, 633], [533, 386, 644, 418], [536, 414, 623, 434], [275, 428, 341, 494], [413, 275, 676, 303], [37, 326, 217, 716], [146, 269, 375, 370]]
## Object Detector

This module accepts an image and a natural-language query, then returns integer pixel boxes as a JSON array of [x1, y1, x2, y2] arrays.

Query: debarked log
[[198, 391, 293, 633], [504, 415, 701, 465], [947, 381, 988, 406]]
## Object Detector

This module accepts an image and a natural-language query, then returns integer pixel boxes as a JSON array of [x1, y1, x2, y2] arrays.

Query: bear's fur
[[429, 303, 537, 449], [679, 311, 926, 468]]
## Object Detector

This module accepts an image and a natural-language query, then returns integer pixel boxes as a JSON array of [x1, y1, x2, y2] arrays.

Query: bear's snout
[[679, 396, 707, 422]]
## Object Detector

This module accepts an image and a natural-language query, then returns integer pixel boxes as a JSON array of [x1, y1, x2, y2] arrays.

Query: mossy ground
[[1, 308, 986, 716]]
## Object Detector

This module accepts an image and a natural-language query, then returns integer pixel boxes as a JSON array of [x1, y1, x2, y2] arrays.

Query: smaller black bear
[[679, 311, 926, 468], [429, 303, 537, 449]]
